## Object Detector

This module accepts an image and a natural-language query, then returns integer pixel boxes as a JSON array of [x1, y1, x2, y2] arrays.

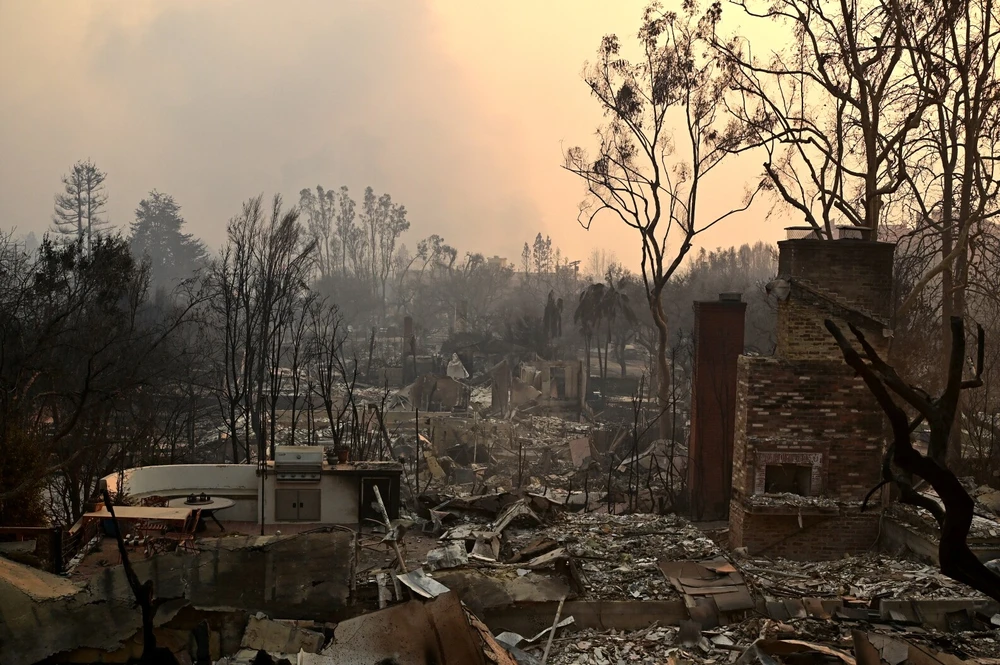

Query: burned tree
[[723, 0, 1000, 467], [0, 233, 200, 525], [565, 1, 762, 436], [207, 195, 315, 463], [52, 159, 109, 254], [100, 484, 178, 665], [826, 316, 1000, 601]]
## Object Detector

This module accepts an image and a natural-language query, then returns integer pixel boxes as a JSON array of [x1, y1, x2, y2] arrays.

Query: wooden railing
[[61, 519, 100, 571]]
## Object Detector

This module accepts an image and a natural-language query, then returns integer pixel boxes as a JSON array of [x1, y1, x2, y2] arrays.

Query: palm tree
[[575, 274, 639, 396], [600, 275, 637, 380], [574, 282, 606, 387]]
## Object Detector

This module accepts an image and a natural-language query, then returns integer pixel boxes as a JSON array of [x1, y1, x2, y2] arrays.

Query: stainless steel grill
[[274, 445, 323, 482]]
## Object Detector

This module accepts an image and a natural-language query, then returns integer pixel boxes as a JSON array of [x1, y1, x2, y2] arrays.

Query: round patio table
[[167, 496, 236, 531]]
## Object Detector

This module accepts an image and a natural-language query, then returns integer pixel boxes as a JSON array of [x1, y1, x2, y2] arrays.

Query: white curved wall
[[102, 464, 259, 522]]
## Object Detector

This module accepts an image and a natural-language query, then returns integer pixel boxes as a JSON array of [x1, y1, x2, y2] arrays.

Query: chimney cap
[[785, 226, 820, 240], [719, 292, 742, 302], [836, 225, 873, 241]]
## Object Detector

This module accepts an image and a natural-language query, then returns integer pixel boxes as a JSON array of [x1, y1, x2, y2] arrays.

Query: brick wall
[[732, 357, 884, 501], [731, 356, 752, 503], [730, 502, 881, 560], [729, 497, 745, 546], [728, 238, 895, 560], [688, 299, 747, 521], [776, 291, 891, 362], [776, 239, 895, 316], [775, 239, 894, 362]]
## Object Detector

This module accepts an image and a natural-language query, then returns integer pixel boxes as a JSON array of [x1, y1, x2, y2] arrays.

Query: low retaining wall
[[102, 465, 260, 521]]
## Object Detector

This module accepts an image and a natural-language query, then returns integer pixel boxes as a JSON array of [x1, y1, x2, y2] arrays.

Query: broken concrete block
[[569, 437, 594, 468], [319, 592, 491, 664], [424, 454, 447, 480], [426, 540, 469, 571], [240, 616, 324, 655]]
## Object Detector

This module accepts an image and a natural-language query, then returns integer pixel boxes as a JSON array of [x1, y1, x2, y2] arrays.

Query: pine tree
[[52, 159, 108, 253], [130, 190, 207, 287], [532, 233, 552, 274]]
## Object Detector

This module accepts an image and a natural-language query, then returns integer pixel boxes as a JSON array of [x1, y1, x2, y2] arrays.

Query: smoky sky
[[0, 0, 779, 265]]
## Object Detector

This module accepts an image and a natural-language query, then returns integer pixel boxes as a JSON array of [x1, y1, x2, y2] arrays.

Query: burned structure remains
[[9, 228, 1000, 664], [687, 293, 747, 521], [729, 236, 896, 559]]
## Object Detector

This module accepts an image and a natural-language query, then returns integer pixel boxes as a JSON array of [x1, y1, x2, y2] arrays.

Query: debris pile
[[889, 499, 1000, 540], [738, 553, 985, 600], [388, 407, 684, 516], [504, 511, 719, 601], [535, 614, 1000, 664], [217, 592, 517, 665], [741, 492, 845, 509]]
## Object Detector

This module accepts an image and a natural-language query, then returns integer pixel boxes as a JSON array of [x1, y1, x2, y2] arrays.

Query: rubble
[[503, 512, 719, 601], [397, 568, 452, 598], [659, 557, 755, 617], [889, 496, 1000, 540], [12, 483, 1000, 665], [212, 591, 519, 665], [388, 492, 999, 663], [315, 591, 512, 665], [533, 614, 1000, 664], [742, 492, 844, 510], [240, 615, 324, 655], [13, 388, 1000, 665], [0, 531, 354, 664], [425, 540, 469, 571], [533, 625, 693, 665], [738, 553, 986, 600], [493, 498, 543, 532]]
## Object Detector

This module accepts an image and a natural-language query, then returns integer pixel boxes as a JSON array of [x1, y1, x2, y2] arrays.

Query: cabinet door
[[297, 488, 322, 522], [275, 489, 299, 521]]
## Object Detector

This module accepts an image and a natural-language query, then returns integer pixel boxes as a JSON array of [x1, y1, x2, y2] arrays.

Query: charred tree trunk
[[826, 317, 1000, 602], [650, 291, 671, 440], [100, 486, 178, 664]]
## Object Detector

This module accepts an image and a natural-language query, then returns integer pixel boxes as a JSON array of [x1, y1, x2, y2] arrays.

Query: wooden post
[[414, 408, 420, 495], [49, 527, 63, 575], [541, 596, 566, 665], [373, 485, 406, 573]]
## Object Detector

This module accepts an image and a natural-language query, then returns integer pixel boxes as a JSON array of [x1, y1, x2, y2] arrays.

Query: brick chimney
[[687, 292, 747, 521], [727, 237, 898, 560], [775, 238, 895, 361]]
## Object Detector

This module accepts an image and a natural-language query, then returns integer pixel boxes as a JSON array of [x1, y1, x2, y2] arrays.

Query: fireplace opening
[[764, 463, 813, 495]]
